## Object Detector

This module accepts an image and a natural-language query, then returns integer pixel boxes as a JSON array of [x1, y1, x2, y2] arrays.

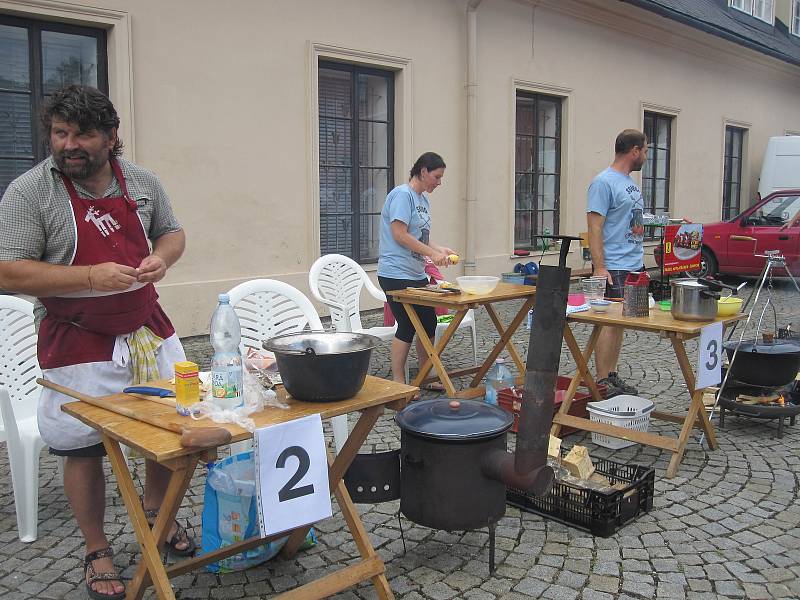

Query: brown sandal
[[84, 547, 125, 600], [143, 508, 197, 557]]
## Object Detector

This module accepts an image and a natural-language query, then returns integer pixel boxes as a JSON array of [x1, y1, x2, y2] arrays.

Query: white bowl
[[456, 276, 500, 295], [589, 299, 611, 313]]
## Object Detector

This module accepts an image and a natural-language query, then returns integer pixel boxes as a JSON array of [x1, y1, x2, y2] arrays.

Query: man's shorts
[[605, 267, 647, 299], [49, 442, 107, 457]]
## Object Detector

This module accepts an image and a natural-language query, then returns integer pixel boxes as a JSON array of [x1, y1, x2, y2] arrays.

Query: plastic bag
[[201, 452, 319, 572], [202, 452, 286, 572]]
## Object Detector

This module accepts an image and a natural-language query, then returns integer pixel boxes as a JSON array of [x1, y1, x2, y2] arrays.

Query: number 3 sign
[[696, 321, 723, 390], [254, 414, 332, 537]]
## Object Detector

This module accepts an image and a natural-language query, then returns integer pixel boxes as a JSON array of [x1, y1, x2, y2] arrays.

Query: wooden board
[[566, 301, 745, 336], [388, 281, 536, 308], [63, 375, 417, 463]]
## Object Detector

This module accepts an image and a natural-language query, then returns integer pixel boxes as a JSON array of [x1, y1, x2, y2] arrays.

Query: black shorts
[[379, 276, 437, 344], [49, 442, 106, 457], [605, 267, 647, 299]]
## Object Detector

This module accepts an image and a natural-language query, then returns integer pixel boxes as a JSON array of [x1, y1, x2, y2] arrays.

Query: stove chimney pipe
[[482, 236, 578, 496]]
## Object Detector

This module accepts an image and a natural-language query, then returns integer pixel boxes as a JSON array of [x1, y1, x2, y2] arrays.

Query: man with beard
[[586, 129, 648, 398], [0, 85, 193, 600]]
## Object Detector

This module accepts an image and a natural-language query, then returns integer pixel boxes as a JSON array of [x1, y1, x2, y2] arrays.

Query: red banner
[[662, 223, 703, 274]]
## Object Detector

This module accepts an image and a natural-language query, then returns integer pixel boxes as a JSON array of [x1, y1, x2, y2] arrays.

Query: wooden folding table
[[551, 304, 746, 478], [387, 282, 536, 398], [57, 376, 416, 600]]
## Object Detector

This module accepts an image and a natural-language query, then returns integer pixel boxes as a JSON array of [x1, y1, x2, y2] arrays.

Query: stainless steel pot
[[263, 331, 380, 401], [670, 279, 719, 321]]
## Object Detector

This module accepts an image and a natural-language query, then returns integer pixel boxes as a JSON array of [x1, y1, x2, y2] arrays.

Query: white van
[[757, 135, 800, 199]]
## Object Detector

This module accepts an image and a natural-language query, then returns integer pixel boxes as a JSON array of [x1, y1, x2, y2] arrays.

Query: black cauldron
[[723, 339, 800, 388], [395, 399, 513, 531], [263, 331, 380, 401]]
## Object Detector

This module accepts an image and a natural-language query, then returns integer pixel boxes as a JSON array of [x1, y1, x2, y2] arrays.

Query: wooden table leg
[[473, 297, 535, 386], [666, 336, 719, 478], [551, 324, 602, 437], [276, 405, 394, 599], [403, 303, 463, 398], [280, 405, 383, 559], [103, 435, 198, 600]]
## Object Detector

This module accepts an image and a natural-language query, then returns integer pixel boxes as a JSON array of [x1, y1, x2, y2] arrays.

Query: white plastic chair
[[225, 279, 348, 453], [0, 295, 45, 542], [308, 254, 478, 381]]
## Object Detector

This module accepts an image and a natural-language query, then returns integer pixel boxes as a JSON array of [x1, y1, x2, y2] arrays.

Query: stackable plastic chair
[[225, 279, 348, 453], [309, 254, 478, 380], [0, 295, 45, 542]]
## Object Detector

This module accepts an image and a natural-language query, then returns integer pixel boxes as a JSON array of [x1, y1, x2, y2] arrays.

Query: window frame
[[513, 90, 562, 250], [317, 60, 395, 264], [722, 126, 746, 221], [0, 13, 108, 169], [729, 0, 775, 24], [642, 111, 673, 240], [793, 0, 800, 37]]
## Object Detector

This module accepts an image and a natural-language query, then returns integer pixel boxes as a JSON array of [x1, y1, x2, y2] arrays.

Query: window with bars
[[729, 0, 774, 23], [514, 92, 561, 250], [0, 15, 107, 196], [318, 62, 394, 264], [642, 112, 672, 239], [722, 126, 745, 221]]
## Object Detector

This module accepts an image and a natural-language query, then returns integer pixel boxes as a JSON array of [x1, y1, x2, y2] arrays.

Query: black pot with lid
[[396, 399, 513, 531]]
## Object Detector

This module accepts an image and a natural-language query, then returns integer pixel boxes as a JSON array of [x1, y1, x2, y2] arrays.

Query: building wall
[[2, 0, 799, 335]]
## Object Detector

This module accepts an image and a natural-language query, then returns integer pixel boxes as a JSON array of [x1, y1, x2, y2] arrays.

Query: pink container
[[567, 293, 586, 306]]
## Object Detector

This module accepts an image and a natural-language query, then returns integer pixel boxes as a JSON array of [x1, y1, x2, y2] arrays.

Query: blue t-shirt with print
[[587, 167, 645, 271], [378, 183, 431, 280]]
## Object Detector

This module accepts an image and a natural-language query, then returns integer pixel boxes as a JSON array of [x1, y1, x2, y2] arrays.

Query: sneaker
[[597, 372, 638, 398]]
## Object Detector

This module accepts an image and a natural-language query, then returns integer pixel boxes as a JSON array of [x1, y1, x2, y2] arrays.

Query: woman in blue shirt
[[378, 152, 456, 388]]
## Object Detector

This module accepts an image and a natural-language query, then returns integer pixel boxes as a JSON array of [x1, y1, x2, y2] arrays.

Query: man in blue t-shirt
[[587, 129, 647, 397]]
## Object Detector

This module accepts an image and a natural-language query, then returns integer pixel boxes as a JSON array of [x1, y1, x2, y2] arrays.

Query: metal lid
[[395, 399, 514, 441], [672, 279, 706, 288]]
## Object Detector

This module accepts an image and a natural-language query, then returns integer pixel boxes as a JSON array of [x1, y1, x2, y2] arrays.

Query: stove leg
[[397, 511, 406, 555], [719, 406, 725, 429], [778, 416, 784, 439], [791, 415, 796, 427], [488, 522, 496, 575]]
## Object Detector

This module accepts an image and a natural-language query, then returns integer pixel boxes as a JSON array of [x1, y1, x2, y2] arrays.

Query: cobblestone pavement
[[2, 277, 800, 599]]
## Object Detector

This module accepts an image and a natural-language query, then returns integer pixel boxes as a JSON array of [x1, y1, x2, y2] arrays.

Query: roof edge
[[617, 0, 800, 68]]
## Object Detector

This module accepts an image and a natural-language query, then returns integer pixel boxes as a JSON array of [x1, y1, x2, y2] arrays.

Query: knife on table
[[123, 386, 176, 398], [123, 386, 178, 407]]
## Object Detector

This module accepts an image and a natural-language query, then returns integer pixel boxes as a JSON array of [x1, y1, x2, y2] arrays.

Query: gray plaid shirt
[[0, 156, 182, 323], [0, 156, 181, 264]]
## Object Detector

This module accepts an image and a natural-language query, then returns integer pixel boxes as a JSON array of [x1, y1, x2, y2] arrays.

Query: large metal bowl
[[263, 331, 380, 401]]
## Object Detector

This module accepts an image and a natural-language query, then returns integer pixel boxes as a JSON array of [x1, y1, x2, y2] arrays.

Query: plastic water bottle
[[210, 293, 244, 410], [485, 358, 514, 406], [526, 308, 534, 330]]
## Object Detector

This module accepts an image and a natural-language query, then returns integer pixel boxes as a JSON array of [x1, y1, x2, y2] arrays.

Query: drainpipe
[[465, 0, 482, 275]]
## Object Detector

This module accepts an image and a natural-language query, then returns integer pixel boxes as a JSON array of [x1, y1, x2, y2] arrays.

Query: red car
[[656, 189, 800, 278]]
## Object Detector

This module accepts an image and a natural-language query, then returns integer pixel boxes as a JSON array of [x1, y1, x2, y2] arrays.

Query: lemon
[[448, 254, 460, 265]]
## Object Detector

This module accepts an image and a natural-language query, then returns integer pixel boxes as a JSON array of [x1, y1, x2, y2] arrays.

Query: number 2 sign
[[254, 414, 332, 537], [696, 321, 723, 390]]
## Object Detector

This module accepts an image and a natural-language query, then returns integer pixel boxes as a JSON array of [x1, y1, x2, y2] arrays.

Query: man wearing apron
[[0, 86, 191, 599]]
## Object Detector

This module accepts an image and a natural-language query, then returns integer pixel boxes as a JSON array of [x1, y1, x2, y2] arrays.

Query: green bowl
[[658, 300, 672, 311]]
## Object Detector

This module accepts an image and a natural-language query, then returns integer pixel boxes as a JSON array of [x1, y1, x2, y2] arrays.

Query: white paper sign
[[254, 414, 332, 537], [696, 321, 723, 389]]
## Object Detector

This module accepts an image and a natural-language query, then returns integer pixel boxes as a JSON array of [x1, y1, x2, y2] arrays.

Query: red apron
[[38, 158, 174, 369]]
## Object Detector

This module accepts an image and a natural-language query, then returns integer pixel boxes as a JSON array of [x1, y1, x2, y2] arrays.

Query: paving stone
[[2, 283, 800, 599]]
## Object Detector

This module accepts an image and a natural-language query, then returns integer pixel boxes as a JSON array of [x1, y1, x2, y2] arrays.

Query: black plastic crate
[[506, 458, 655, 537]]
